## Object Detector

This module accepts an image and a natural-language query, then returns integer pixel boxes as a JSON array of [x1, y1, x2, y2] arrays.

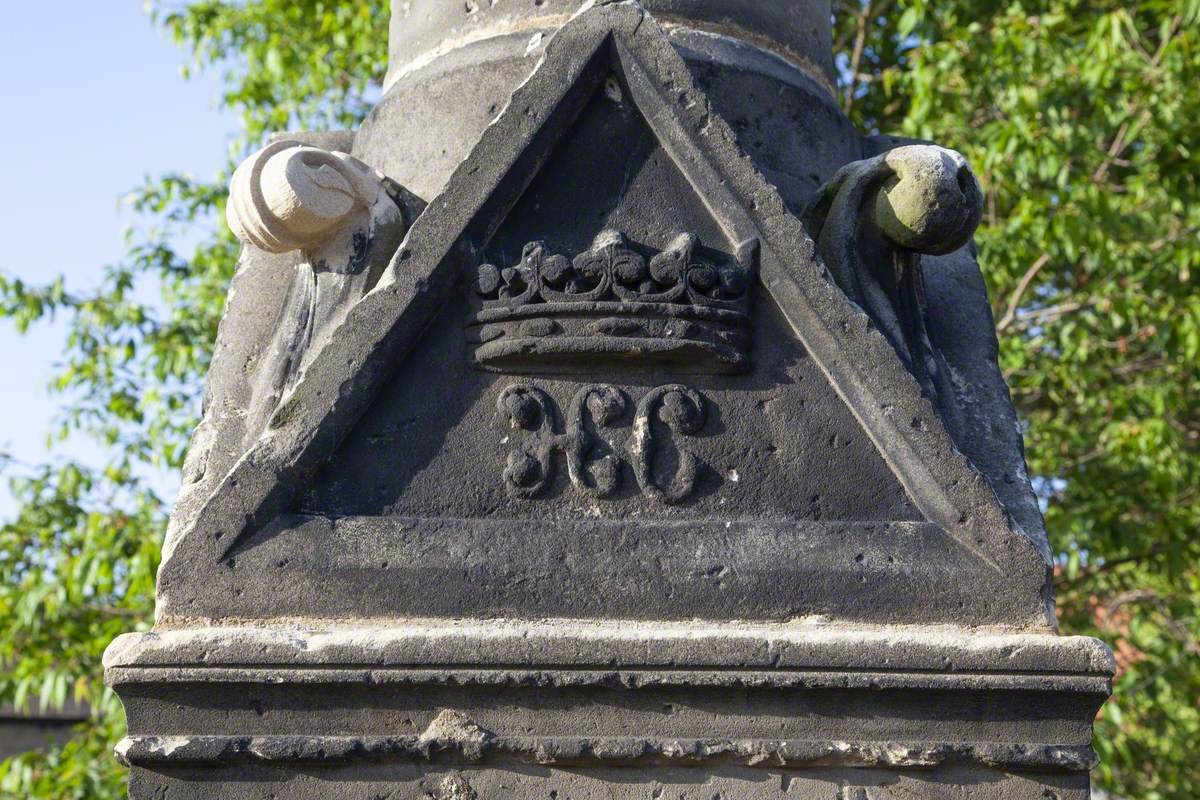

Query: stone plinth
[[109, 624, 1109, 799], [106, 2, 1112, 798]]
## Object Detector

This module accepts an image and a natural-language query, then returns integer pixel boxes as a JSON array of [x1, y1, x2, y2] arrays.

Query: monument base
[[125, 765, 1090, 800], [105, 621, 1111, 799]]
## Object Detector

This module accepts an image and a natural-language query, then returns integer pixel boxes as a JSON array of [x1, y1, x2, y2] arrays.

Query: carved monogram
[[626, 385, 707, 503], [496, 384, 627, 499], [496, 383, 709, 504]]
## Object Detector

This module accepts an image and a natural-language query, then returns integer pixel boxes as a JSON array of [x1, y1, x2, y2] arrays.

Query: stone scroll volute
[[807, 144, 984, 418], [224, 140, 410, 443]]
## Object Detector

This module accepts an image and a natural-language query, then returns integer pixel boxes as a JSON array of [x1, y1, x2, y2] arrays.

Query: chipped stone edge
[[384, 8, 835, 97], [103, 622, 1115, 678], [115, 733, 1098, 771]]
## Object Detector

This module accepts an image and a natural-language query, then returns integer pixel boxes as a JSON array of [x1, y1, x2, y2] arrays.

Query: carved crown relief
[[467, 229, 757, 374]]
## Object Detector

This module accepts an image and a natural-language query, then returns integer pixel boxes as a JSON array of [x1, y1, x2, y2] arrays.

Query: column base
[[105, 620, 1112, 799]]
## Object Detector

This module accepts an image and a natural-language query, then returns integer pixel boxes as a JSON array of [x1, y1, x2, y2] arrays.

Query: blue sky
[[0, 4, 237, 515]]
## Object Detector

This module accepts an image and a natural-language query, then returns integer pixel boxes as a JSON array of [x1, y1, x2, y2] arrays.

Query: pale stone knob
[[873, 145, 984, 255], [227, 140, 387, 253]]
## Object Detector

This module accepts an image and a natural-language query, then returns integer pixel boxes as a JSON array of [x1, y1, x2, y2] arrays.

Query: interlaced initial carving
[[497, 385, 627, 499], [496, 383, 709, 503], [627, 385, 707, 504]]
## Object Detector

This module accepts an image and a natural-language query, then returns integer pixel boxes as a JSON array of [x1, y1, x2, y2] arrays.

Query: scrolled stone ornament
[[495, 383, 629, 499], [497, 385, 559, 498], [873, 145, 984, 255], [226, 140, 408, 436], [807, 144, 984, 407], [228, 139, 396, 254]]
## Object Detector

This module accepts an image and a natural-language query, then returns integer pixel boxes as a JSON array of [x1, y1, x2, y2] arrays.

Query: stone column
[[105, 2, 1112, 798]]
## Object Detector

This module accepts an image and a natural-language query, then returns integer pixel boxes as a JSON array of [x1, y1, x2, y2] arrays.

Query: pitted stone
[[386, 0, 836, 92]]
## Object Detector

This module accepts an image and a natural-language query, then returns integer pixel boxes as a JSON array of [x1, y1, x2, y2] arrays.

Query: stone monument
[[105, 2, 1113, 798]]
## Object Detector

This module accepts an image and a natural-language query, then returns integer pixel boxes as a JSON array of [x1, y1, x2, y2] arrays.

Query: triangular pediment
[[158, 1, 1051, 628]]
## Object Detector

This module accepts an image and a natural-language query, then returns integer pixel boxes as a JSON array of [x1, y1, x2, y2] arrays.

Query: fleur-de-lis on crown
[[473, 229, 753, 310]]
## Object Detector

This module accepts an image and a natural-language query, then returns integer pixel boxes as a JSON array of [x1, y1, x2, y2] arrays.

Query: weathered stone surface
[[108, 624, 1108, 796], [106, 1, 1111, 797], [105, 622, 1115, 674], [129, 766, 1092, 800], [154, 0, 1052, 629], [385, 0, 837, 94]]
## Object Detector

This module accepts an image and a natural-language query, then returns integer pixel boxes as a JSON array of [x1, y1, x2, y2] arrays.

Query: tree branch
[[1109, 589, 1200, 658], [1058, 547, 1170, 589], [842, 0, 893, 114], [997, 254, 1051, 331], [1091, 13, 1182, 184]]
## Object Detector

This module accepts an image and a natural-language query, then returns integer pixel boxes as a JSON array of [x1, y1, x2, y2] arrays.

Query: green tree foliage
[[0, 1, 1196, 797], [834, 2, 1200, 797], [0, 3, 390, 797]]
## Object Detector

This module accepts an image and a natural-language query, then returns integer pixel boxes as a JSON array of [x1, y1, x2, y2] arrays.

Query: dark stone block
[[0, 704, 88, 760]]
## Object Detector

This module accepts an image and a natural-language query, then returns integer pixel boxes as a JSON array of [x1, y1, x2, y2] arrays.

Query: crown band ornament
[[466, 230, 757, 373]]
